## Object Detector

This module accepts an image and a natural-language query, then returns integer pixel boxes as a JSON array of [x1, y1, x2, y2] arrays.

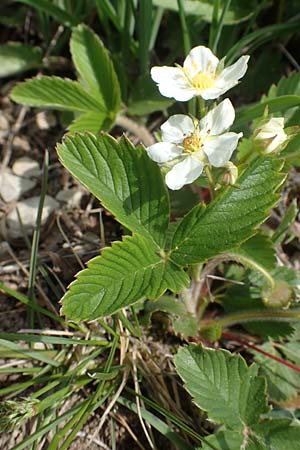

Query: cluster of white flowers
[[146, 45, 287, 190]]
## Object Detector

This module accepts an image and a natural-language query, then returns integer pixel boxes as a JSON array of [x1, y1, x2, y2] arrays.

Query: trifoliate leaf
[[11, 76, 105, 113], [57, 133, 169, 248], [175, 345, 268, 431], [70, 25, 121, 116], [61, 234, 189, 321], [171, 157, 285, 266]]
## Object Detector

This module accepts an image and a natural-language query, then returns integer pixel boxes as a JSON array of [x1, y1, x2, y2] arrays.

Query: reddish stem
[[222, 331, 300, 373]]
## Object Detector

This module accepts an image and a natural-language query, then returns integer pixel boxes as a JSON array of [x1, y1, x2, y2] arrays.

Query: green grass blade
[[117, 396, 195, 450], [0, 282, 65, 325], [0, 339, 60, 367], [16, 0, 78, 26], [226, 19, 300, 63], [27, 150, 49, 328], [138, 0, 153, 74]]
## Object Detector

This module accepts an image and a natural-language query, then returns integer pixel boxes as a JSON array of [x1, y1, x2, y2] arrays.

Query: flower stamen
[[183, 134, 202, 153], [192, 71, 215, 90]]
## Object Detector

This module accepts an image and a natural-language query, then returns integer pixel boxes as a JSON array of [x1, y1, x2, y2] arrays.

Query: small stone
[[0, 170, 36, 202], [5, 195, 59, 239], [12, 136, 30, 152], [36, 111, 57, 130], [12, 157, 40, 178], [56, 188, 83, 208]]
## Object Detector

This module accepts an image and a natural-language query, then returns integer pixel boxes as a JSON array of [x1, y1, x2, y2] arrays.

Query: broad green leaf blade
[[57, 133, 169, 248], [234, 96, 300, 129], [252, 420, 300, 450], [68, 112, 109, 134], [201, 431, 244, 450], [11, 76, 105, 113], [171, 157, 285, 266], [17, 0, 78, 26], [229, 234, 277, 272], [70, 24, 121, 116], [0, 43, 42, 78], [152, 0, 258, 24], [61, 234, 189, 321], [175, 345, 268, 430]]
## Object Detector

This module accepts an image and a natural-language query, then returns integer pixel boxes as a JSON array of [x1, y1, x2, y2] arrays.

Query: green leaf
[[272, 200, 297, 245], [234, 96, 300, 130], [170, 157, 285, 266], [152, 0, 259, 24], [57, 133, 169, 248], [11, 76, 105, 113], [201, 431, 244, 450], [253, 419, 300, 450], [263, 73, 300, 125], [61, 234, 189, 321], [253, 342, 300, 403], [68, 112, 109, 134], [229, 233, 277, 272], [175, 345, 268, 430], [17, 0, 78, 26], [0, 43, 43, 78], [222, 284, 295, 339], [70, 24, 121, 116]]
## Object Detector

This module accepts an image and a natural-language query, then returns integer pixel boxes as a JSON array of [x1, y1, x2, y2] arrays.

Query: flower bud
[[254, 117, 287, 154], [222, 162, 238, 186], [261, 280, 294, 308]]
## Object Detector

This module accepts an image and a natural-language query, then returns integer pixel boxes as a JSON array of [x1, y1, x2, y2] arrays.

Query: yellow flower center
[[183, 134, 202, 153], [192, 71, 215, 90]]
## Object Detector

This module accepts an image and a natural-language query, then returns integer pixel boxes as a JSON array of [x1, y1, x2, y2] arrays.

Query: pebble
[[4, 195, 59, 239], [12, 136, 30, 152], [0, 170, 36, 202], [56, 188, 83, 208], [12, 157, 40, 178], [36, 111, 57, 130]]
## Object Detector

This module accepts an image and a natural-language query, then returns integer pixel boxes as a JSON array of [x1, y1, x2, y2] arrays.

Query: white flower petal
[[146, 142, 182, 163], [150, 66, 195, 101], [218, 55, 250, 85], [151, 66, 183, 84], [161, 115, 195, 143], [200, 99, 235, 135], [183, 46, 219, 77], [165, 156, 204, 190], [203, 132, 243, 167], [200, 84, 236, 100]]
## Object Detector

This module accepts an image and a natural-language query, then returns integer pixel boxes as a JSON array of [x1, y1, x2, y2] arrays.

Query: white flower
[[254, 117, 287, 153], [146, 98, 242, 190], [151, 46, 249, 101]]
